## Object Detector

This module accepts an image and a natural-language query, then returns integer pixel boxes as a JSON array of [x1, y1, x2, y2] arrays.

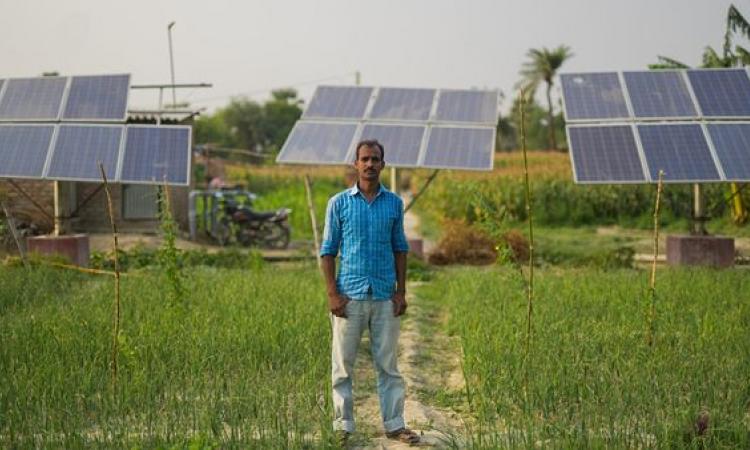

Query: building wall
[[0, 180, 190, 234]]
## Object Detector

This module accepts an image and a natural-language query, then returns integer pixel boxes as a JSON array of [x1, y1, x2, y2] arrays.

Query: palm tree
[[519, 45, 573, 151]]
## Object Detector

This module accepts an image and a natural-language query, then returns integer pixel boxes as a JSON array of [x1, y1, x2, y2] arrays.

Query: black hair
[[355, 139, 385, 161]]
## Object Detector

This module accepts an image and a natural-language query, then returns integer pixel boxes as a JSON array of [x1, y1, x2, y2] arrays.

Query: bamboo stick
[[647, 170, 664, 347], [99, 164, 121, 392]]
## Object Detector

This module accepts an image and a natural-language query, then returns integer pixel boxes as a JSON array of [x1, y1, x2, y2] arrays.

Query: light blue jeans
[[331, 298, 405, 433]]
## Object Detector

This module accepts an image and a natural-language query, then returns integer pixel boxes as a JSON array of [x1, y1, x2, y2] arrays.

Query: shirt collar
[[349, 182, 389, 197]]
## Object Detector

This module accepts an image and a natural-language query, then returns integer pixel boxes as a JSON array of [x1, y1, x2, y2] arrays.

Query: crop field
[[2, 261, 748, 448]]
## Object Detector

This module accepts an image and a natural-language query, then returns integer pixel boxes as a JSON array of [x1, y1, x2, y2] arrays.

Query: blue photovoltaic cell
[[62, 74, 130, 120], [568, 126, 646, 182], [120, 126, 191, 185], [369, 88, 435, 121], [637, 124, 720, 182], [560, 73, 630, 120], [687, 69, 750, 117], [434, 90, 497, 123], [706, 123, 750, 181], [423, 126, 494, 170], [0, 77, 67, 120], [623, 71, 697, 118], [0, 125, 55, 178], [46, 125, 123, 181], [276, 122, 358, 164], [359, 124, 425, 166], [303, 86, 373, 119]]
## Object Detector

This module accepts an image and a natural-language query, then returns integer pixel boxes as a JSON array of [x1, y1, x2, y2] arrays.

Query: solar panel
[[0, 77, 68, 120], [359, 124, 425, 167], [369, 88, 435, 121], [46, 125, 123, 181], [120, 126, 192, 185], [637, 124, 720, 182], [705, 123, 750, 181], [687, 69, 750, 117], [623, 71, 697, 118], [62, 74, 130, 121], [434, 90, 497, 124], [567, 125, 646, 183], [0, 124, 55, 178], [276, 122, 358, 164], [560, 73, 630, 120], [422, 126, 495, 170], [303, 86, 373, 119]]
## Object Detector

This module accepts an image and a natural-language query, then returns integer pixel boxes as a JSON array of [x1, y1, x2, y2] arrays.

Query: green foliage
[[0, 266, 332, 448], [418, 267, 750, 448], [193, 89, 302, 154], [90, 246, 265, 272], [158, 190, 186, 306], [499, 95, 566, 151], [244, 173, 347, 242]]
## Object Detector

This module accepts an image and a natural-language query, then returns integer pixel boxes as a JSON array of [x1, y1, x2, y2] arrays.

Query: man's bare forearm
[[321, 255, 338, 295], [394, 252, 407, 294]]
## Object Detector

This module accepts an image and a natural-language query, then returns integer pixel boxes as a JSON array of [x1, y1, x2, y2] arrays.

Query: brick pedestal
[[666, 235, 734, 268], [27, 234, 90, 267]]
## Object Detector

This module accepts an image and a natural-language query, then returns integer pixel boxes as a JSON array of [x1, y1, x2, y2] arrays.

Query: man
[[320, 139, 420, 445]]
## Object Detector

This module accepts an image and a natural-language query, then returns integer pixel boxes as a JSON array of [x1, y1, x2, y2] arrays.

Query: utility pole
[[167, 21, 177, 108]]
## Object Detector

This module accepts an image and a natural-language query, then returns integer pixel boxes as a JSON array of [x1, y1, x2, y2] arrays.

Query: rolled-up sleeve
[[320, 196, 342, 257], [391, 199, 409, 253]]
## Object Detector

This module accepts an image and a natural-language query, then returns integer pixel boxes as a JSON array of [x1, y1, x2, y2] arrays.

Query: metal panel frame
[[0, 123, 58, 181], [43, 123, 125, 182], [560, 72, 631, 123], [433, 88, 499, 126], [61, 73, 132, 123], [119, 125, 193, 186], [302, 85, 376, 121], [0, 75, 70, 122], [622, 69, 700, 120], [0, 80, 8, 111], [686, 67, 750, 120], [702, 120, 750, 182], [420, 124, 496, 171], [636, 122, 723, 184], [566, 123, 649, 185], [276, 120, 360, 166]]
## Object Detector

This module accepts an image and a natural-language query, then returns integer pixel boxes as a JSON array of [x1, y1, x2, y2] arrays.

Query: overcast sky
[[1, 0, 745, 114]]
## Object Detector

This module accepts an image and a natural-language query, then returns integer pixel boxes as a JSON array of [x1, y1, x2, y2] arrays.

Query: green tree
[[651, 5, 750, 69], [258, 89, 303, 154], [519, 45, 574, 151]]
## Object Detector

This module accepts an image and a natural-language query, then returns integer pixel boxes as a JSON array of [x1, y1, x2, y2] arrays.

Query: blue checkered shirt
[[320, 183, 409, 300]]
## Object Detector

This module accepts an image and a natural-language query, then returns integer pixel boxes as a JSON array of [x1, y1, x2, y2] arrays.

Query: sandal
[[386, 427, 420, 444]]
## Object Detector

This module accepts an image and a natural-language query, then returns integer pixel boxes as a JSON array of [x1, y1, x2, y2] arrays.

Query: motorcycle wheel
[[261, 222, 290, 249], [214, 218, 232, 246]]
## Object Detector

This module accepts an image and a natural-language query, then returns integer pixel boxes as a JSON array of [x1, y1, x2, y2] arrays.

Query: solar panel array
[[0, 73, 193, 186], [278, 85, 499, 171], [0, 74, 130, 121], [0, 124, 191, 185], [561, 68, 750, 183]]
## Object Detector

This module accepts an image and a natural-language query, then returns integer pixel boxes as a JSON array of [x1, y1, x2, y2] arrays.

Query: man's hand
[[328, 292, 349, 318], [392, 291, 407, 317]]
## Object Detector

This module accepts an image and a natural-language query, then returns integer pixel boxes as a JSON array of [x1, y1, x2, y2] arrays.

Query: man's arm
[[322, 255, 348, 317], [320, 196, 348, 317], [392, 251, 408, 316], [391, 199, 410, 317]]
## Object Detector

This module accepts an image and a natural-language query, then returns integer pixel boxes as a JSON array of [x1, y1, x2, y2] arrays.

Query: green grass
[[417, 267, 750, 449], [0, 265, 334, 448]]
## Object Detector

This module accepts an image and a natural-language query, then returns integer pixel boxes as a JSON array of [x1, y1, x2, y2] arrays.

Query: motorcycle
[[213, 192, 291, 249]]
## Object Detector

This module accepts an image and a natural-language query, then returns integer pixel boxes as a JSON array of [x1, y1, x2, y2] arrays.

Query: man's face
[[354, 145, 385, 182]]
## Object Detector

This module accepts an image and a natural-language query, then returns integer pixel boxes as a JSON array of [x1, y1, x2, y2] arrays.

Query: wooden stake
[[1, 202, 28, 268], [647, 170, 664, 347], [99, 163, 121, 392], [304, 174, 321, 269], [520, 88, 535, 361]]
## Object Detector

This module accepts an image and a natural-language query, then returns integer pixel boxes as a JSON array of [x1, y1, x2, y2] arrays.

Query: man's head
[[353, 139, 385, 182]]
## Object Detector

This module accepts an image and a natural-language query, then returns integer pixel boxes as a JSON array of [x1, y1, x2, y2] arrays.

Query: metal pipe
[[130, 83, 212, 89], [167, 21, 177, 108]]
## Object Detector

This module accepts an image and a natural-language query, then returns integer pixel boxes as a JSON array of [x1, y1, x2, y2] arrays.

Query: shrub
[[428, 219, 497, 265]]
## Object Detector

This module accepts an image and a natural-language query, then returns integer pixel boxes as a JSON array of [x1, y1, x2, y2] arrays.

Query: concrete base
[[666, 235, 734, 268], [27, 234, 90, 267]]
